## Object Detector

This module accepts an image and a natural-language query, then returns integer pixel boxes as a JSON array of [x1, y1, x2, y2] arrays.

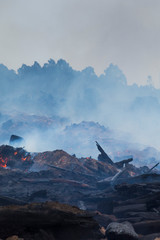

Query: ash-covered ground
[[0, 142, 160, 239]]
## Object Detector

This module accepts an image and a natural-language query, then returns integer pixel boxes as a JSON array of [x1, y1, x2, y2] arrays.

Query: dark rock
[[118, 217, 143, 224], [105, 221, 139, 240], [28, 190, 47, 201], [125, 211, 160, 221], [133, 220, 160, 235], [93, 211, 117, 228], [113, 204, 147, 216], [0, 201, 103, 240], [140, 233, 160, 240]]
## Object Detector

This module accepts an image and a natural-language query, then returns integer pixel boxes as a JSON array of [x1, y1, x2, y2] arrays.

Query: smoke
[[0, 59, 160, 160]]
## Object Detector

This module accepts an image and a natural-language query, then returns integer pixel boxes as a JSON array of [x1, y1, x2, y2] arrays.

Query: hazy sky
[[0, 0, 160, 86]]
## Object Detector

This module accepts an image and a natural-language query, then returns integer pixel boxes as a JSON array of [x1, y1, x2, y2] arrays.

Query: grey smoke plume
[[0, 59, 160, 157]]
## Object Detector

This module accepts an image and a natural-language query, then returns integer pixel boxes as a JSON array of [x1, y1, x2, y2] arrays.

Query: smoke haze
[[0, 59, 160, 163]]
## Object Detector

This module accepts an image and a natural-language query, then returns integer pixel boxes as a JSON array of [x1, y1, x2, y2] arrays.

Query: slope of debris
[[0, 144, 159, 239], [33, 149, 117, 177]]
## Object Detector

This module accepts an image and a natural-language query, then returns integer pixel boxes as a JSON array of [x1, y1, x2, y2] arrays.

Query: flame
[[21, 157, 27, 161], [0, 156, 8, 168], [14, 152, 18, 155]]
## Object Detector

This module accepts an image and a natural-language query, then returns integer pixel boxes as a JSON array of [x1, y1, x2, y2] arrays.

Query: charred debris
[[0, 140, 159, 205], [0, 140, 159, 239]]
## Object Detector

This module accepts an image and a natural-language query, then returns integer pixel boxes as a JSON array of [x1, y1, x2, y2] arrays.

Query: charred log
[[95, 142, 134, 170], [115, 158, 133, 168], [95, 141, 114, 165], [147, 162, 159, 174], [9, 135, 24, 147]]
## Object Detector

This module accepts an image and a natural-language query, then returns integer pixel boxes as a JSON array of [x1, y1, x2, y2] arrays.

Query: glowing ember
[[21, 157, 27, 161], [14, 152, 18, 155], [0, 156, 8, 168]]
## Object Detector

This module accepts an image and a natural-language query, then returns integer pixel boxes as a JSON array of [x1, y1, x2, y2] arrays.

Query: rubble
[[0, 144, 159, 238], [105, 221, 139, 240], [0, 145, 33, 170]]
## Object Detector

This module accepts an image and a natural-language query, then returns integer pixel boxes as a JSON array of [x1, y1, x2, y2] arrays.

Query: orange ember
[[21, 157, 27, 161], [0, 156, 8, 168], [14, 152, 18, 155]]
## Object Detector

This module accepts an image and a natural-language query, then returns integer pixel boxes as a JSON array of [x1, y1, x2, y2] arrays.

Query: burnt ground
[[0, 145, 160, 239]]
